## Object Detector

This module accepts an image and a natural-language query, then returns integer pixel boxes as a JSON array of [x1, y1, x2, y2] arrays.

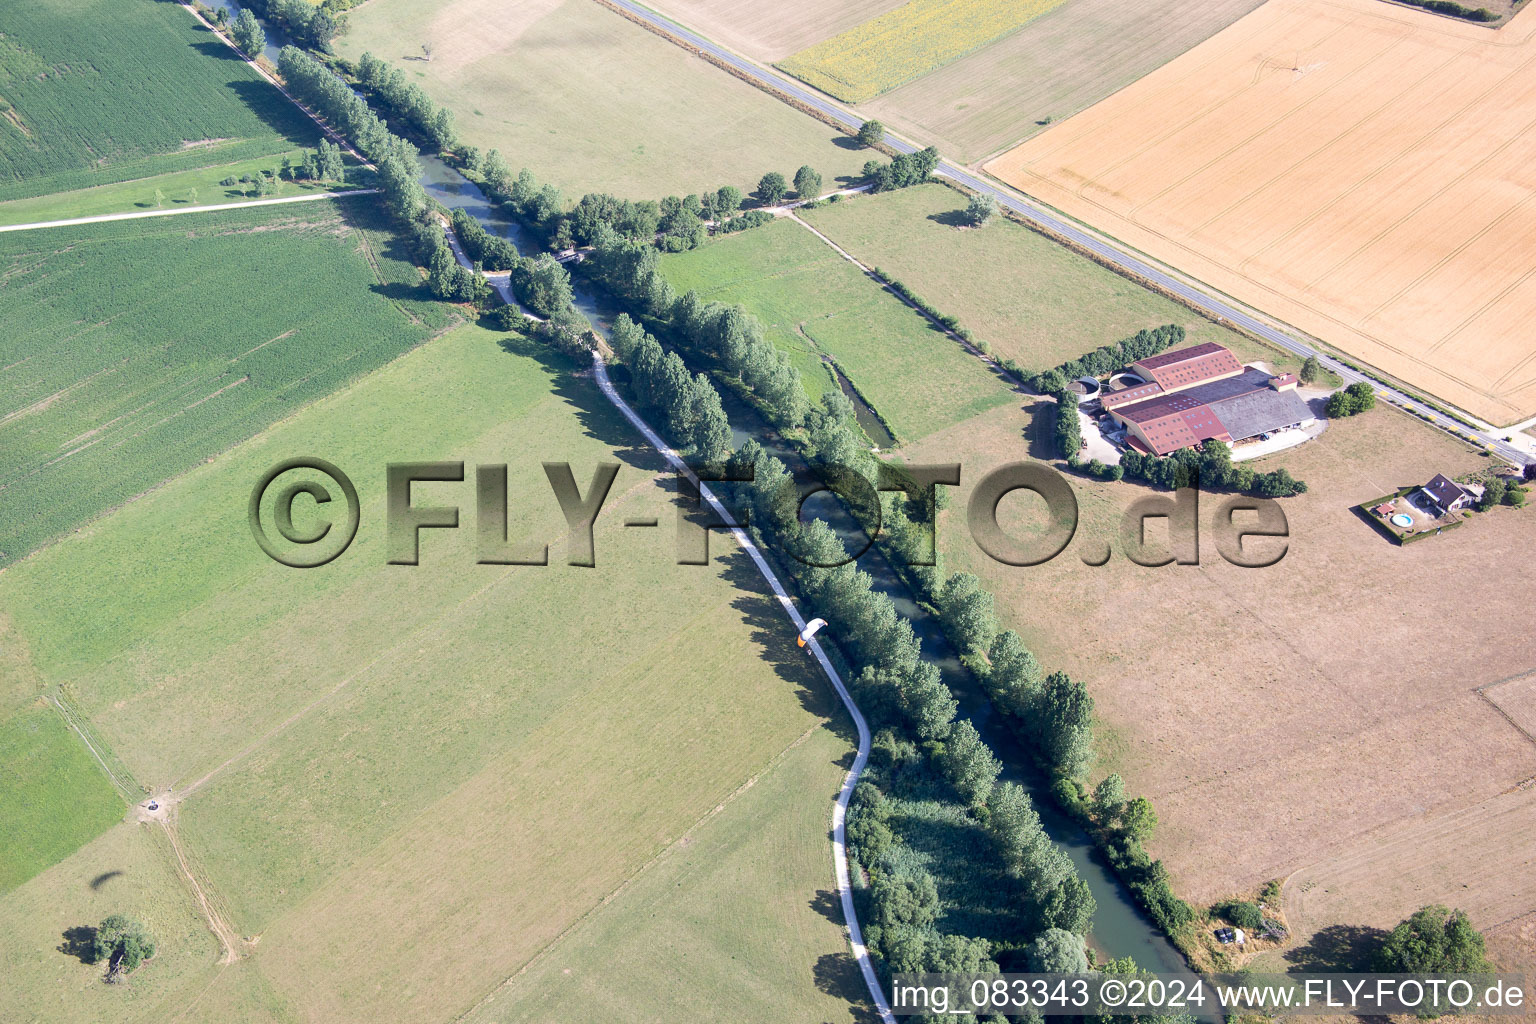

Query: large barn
[[1101, 345, 1315, 456]]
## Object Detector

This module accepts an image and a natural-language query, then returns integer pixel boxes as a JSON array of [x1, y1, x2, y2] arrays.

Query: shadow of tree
[[831, 134, 865, 152], [813, 952, 882, 1022], [810, 888, 843, 925], [58, 926, 98, 964], [1283, 923, 1387, 972], [90, 870, 123, 890], [926, 208, 971, 228]]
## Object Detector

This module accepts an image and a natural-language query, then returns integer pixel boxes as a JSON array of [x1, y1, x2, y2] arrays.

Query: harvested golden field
[[641, 0, 908, 62], [860, 0, 1266, 162], [988, 0, 1536, 425], [775, 0, 1069, 103], [907, 399, 1536, 969]]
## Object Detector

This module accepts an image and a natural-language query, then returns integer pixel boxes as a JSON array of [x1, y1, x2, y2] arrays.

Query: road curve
[[602, 0, 1530, 466], [591, 353, 897, 1024], [0, 189, 380, 234]]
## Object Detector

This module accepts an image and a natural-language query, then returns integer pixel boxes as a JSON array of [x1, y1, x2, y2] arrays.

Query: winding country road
[[590, 353, 898, 1024], [0, 189, 379, 234], [603, 0, 1532, 467]]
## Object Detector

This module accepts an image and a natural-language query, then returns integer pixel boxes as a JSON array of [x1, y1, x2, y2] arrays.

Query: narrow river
[[416, 154, 1196, 983]]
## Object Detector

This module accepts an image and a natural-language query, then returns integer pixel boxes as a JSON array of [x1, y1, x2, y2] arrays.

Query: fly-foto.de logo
[[248, 458, 1290, 570]]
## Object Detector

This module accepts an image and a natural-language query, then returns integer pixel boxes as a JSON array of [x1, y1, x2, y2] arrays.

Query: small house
[[1418, 473, 1473, 515]]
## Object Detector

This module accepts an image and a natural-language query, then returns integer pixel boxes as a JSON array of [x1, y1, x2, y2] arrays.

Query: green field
[[0, 0, 316, 201], [660, 216, 1013, 441], [775, 0, 1068, 102], [0, 324, 862, 1023], [0, 150, 369, 227], [801, 184, 1295, 375], [0, 197, 454, 568], [0, 703, 124, 892], [335, 0, 870, 199]]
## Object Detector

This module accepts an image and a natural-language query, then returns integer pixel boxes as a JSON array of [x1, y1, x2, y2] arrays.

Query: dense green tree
[[1121, 796, 1157, 844], [316, 138, 345, 182], [92, 915, 155, 973], [938, 572, 997, 658], [963, 193, 997, 226], [793, 164, 822, 200], [1026, 928, 1089, 973], [1300, 355, 1322, 383], [1091, 773, 1125, 824], [230, 9, 265, 56], [857, 119, 885, 147], [987, 630, 1042, 718], [757, 171, 788, 206], [511, 253, 574, 318], [940, 720, 1001, 804], [873, 864, 942, 930], [716, 184, 743, 218], [1375, 905, 1491, 974], [1035, 671, 1095, 778], [1326, 380, 1377, 417]]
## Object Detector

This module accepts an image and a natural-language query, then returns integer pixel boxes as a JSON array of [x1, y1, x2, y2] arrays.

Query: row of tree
[[862, 146, 940, 193], [1024, 324, 1186, 394], [354, 52, 455, 152], [1117, 442, 1308, 497], [238, 0, 337, 51]]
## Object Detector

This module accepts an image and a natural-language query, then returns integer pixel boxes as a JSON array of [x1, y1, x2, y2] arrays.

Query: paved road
[[605, 0, 1531, 467], [590, 353, 897, 1024], [0, 189, 379, 234]]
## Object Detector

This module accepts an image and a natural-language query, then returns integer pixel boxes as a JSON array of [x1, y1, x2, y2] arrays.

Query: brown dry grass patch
[[907, 401, 1536, 969]]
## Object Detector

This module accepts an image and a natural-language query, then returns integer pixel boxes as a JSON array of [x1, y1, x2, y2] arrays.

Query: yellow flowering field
[[776, 0, 1070, 102]]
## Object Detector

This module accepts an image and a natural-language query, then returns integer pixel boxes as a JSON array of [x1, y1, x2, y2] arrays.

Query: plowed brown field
[[988, 0, 1536, 425]]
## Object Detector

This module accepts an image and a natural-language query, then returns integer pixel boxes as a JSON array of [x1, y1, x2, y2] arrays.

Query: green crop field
[[775, 0, 1069, 103], [0, 703, 124, 892], [0, 325, 863, 1024], [0, 0, 316, 201], [335, 0, 870, 199], [0, 197, 454, 568], [660, 217, 1013, 442], [801, 185, 1294, 375]]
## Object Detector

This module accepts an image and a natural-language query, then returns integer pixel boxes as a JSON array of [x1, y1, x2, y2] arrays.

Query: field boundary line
[[46, 691, 141, 803], [1477, 669, 1536, 751], [590, 352, 896, 1024], [0, 189, 379, 234]]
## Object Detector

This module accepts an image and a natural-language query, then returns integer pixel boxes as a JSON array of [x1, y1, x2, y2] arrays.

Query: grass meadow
[[0, 0, 316, 201], [0, 324, 862, 1023], [334, 0, 870, 199], [468, 724, 864, 1024], [0, 197, 454, 568], [0, 703, 124, 892], [660, 217, 1013, 441], [802, 185, 1293, 376], [0, 819, 228, 1024], [775, 0, 1068, 102], [0, 149, 370, 227]]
